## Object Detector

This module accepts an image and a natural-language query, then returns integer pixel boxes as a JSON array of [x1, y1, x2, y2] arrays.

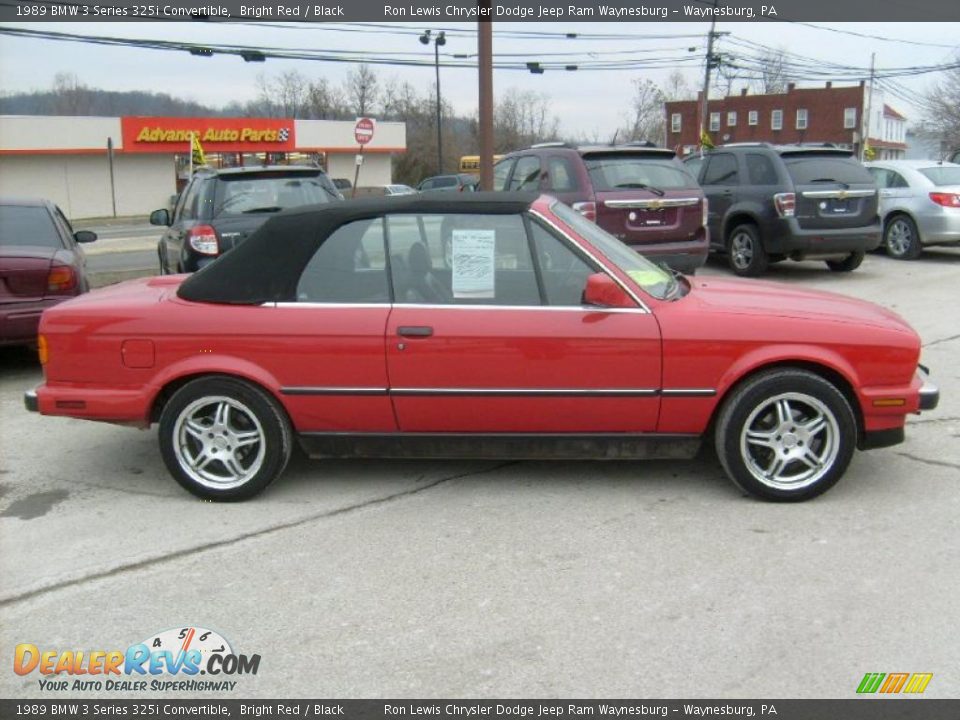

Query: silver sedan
[[865, 160, 960, 259]]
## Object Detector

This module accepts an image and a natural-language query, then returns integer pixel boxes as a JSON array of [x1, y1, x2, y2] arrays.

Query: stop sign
[[354, 117, 375, 145]]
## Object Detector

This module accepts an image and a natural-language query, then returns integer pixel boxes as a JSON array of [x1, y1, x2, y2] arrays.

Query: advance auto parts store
[[0, 115, 406, 218]]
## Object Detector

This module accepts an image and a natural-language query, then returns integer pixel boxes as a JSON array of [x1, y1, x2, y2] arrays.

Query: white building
[[0, 115, 406, 218]]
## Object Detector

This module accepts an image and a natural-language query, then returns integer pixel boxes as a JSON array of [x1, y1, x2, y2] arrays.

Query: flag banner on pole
[[191, 133, 206, 167]]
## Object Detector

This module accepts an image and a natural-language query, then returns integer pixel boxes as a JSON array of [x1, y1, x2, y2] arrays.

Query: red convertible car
[[25, 194, 938, 502]]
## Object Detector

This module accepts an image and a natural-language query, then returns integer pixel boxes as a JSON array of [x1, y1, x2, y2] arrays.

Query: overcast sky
[[0, 21, 957, 137]]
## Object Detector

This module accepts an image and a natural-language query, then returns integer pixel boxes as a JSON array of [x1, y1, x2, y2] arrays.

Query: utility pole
[[699, 1, 720, 146], [861, 52, 876, 161], [478, 5, 494, 191]]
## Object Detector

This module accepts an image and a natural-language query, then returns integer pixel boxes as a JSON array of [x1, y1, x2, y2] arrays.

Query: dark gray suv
[[685, 144, 881, 276]]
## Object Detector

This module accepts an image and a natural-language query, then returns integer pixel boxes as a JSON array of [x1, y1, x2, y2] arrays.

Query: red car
[[1, 197, 97, 346], [25, 194, 938, 502]]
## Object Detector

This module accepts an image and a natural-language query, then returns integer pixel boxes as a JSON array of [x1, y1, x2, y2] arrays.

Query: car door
[[162, 178, 201, 273], [699, 152, 741, 247], [384, 211, 661, 433], [260, 216, 396, 432], [870, 167, 912, 216]]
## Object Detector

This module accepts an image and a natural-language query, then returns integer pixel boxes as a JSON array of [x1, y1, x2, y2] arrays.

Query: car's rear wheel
[[884, 215, 922, 260], [727, 223, 768, 277], [159, 377, 293, 501], [825, 251, 865, 272], [715, 369, 856, 501]]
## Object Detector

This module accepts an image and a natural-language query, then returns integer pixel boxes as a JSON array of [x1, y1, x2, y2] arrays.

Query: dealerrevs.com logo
[[13, 626, 260, 692]]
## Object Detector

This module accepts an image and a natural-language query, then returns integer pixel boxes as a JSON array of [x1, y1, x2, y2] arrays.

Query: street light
[[420, 29, 446, 175]]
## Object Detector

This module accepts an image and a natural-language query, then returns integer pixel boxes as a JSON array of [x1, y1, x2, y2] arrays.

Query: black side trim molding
[[280, 387, 716, 398], [297, 432, 701, 461], [281, 387, 388, 396]]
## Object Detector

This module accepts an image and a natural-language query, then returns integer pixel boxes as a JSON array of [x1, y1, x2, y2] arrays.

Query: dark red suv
[[493, 143, 708, 273]]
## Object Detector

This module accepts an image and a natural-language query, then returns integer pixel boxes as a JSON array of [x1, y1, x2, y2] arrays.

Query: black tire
[[726, 223, 768, 277], [158, 376, 293, 501], [825, 251, 865, 273], [884, 215, 922, 260], [714, 368, 857, 502]]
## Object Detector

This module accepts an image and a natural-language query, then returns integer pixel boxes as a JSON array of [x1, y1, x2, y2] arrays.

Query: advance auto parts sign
[[121, 117, 295, 153]]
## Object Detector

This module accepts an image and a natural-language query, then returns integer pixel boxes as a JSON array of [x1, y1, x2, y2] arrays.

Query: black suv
[[152, 166, 341, 274], [684, 144, 881, 276], [494, 142, 708, 274]]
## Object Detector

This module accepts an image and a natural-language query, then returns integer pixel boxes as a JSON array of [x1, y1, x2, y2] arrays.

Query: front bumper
[[918, 365, 940, 411], [24, 389, 38, 412]]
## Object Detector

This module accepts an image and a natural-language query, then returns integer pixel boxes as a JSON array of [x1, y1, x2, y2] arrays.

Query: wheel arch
[[722, 210, 762, 245], [707, 355, 864, 445], [882, 208, 921, 237], [148, 358, 287, 425]]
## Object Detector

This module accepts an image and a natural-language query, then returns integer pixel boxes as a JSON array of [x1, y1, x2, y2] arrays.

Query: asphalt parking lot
[[1, 245, 958, 699]]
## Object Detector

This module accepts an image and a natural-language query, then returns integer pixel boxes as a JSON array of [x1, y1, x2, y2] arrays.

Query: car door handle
[[397, 326, 434, 338]]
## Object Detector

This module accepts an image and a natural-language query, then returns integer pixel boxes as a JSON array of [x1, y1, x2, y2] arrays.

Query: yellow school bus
[[459, 155, 503, 173]]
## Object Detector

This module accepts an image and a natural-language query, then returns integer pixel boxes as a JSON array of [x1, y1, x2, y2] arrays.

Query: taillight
[[38, 334, 49, 365], [929, 192, 960, 208], [774, 192, 796, 218], [572, 201, 597, 222], [187, 225, 219, 255], [46, 264, 76, 293]]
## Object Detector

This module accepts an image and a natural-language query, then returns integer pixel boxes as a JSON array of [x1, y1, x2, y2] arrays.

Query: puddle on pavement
[[0, 489, 69, 520]]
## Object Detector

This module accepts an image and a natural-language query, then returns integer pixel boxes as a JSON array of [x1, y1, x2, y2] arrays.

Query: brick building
[[664, 82, 908, 159]]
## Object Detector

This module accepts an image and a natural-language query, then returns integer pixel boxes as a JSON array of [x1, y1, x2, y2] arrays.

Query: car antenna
[[610, 129, 619, 146]]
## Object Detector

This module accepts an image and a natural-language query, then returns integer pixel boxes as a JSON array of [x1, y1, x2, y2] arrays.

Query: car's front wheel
[[714, 368, 856, 501], [884, 215, 922, 260], [727, 223, 768, 277], [158, 376, 293, 501]]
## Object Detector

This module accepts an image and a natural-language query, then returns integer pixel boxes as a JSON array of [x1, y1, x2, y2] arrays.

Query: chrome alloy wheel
[[739, 392, 840, 491], [886, 218, 913, 256], [173, 396, 266, 490], [730, 231, 755, 270]]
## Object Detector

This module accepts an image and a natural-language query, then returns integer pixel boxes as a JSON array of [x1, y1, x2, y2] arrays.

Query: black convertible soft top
[[177, 192, 539, 305]]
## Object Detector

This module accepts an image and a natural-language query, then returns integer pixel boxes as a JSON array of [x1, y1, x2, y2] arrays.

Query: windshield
[[782, 155, 874, 185], [583, 154, 697, 191], [214, 174, 336, 216], [918, 166, 960, 186], [548, 200, 676, 300], [0, 205, 62, 248]]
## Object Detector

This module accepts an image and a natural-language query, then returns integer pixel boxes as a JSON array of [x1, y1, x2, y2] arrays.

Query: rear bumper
[[26, 382, 154, 427], [765, 218, 882, 256], [0, 298, 65, 346]]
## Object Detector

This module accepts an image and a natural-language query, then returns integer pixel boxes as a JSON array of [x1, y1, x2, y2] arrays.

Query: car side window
[[546, 156, 578, 192], [683, 156, 705, 181], [387, 213, 540, 306], [492, 159, 514, 191], [296, 218, 389, 303], [528, 220, 597, 306], [887, 171, 908, 189], [745, 153, 778, 185], [178, 180, 202, 221], [51, 206, 75, 245], [702, 153, 740, 186], [509, 156, 542, 191]]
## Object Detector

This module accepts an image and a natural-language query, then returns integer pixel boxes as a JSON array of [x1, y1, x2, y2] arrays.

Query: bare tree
[[491, 88, 560, 152], [344, 64, 380, 117], [923, 58, 960, 151], [304, 78, 348, 120], [51, 72, 94, 115], [751, 48, 791, 95], [621, 78, 666, 145], [663, 70, 695, 101]]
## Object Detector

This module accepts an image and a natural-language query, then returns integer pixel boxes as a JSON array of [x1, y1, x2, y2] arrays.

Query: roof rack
[[528, 141, 574, 149]]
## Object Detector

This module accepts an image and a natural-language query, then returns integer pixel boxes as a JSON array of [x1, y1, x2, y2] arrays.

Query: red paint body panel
[[32, 199, 928, 449], [386, 306, 661, 432]]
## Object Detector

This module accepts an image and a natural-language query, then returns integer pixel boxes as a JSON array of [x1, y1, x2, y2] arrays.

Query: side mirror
[[582, 272, 636, 309], [73, 230, 97, 244], [150, 209, 171, 226]]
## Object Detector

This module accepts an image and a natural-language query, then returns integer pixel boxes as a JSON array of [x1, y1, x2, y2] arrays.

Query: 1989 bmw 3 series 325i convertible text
[[25, 193, 939, 502]]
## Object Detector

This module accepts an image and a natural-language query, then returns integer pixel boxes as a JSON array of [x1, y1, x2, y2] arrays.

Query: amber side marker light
[[873, 398, 906, 407], [37, 334, 49, 365]]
